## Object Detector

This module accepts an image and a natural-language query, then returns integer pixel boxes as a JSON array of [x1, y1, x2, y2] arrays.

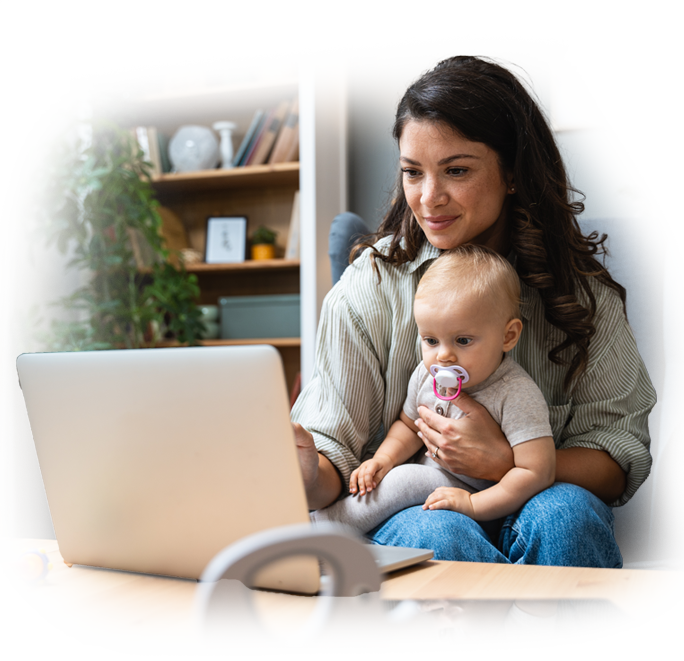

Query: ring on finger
[[432, 446, 439, 459]]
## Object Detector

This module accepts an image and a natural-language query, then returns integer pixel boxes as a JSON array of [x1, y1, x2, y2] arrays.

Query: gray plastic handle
[[195, 524, 434, 655]]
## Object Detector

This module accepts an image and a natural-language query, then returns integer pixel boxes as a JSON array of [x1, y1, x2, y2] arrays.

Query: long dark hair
[[358, 55, 626, 390]]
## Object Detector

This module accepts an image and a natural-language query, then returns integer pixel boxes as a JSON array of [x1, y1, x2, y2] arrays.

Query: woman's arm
[[415, 394, 628, 504], [423, 436, 556, 520], [291, 243, 436, 507], [555, 447, 626, 503]]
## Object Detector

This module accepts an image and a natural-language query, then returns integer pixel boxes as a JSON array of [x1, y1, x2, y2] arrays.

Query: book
[[284, 122, 299, 162], [135, 126, 151, 164], [247, 100, 290, 166], [233, 109, 265, 167], [268, 98, 299, 164], [146, 126, 163, 177], [242, 108, 275, 165], [285, 190, 300, 260], [158, 131, 171, 173]]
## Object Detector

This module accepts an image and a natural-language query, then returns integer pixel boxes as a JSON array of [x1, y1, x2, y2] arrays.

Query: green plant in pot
[[43, 121, 205, 350], [251, 225, 278, 260]]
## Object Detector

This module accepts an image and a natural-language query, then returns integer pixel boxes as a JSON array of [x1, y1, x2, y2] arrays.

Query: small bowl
[[198, 305, 219, 322]]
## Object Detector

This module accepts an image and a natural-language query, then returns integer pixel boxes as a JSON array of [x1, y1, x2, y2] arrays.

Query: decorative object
[[205, 217, 247, 264], [618, 174, 665, 218], [250, 225, 278, 260], [168, 125, 220, 172], [197, 304, 220, 339], [212, 121, 237, 170], [549, 0, 616, 131], [43, 122, 205, 350], [259, 0, 297, 80], [180, 248, 203, 265]]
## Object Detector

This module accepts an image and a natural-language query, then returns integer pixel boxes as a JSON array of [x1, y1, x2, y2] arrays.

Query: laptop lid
[[16, 345, 319, 591]]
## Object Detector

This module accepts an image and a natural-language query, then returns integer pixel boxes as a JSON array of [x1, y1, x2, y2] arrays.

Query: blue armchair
[[329, 213, 684, 569]]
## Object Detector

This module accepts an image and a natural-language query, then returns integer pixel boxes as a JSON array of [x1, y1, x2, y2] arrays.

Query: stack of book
[[232, 98, 299, 167]]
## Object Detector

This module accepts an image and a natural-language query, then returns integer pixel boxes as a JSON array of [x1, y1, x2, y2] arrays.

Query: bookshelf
[[115, 83, 301, 392]]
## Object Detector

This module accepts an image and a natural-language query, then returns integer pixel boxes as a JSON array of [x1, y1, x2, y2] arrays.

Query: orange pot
[[251, 244, 276, 260]]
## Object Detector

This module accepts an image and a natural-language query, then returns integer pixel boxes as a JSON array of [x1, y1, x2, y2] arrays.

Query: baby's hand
[[423, 487, 475, 519], [349, 455, 392, 496]]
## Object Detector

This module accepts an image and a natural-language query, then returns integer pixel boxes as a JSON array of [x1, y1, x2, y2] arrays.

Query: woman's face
[[399, 120, 514, 253]]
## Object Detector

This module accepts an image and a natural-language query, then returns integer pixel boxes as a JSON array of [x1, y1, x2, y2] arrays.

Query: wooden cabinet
[[138, 77, 300, 389]]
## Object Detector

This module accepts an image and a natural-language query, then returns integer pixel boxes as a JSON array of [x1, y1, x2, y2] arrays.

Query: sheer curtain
[[0, 39, 25, 537]]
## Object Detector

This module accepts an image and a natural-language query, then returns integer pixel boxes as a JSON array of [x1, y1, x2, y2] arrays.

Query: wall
[[349, 0, 636, 227], [16, 6, 79, 539]]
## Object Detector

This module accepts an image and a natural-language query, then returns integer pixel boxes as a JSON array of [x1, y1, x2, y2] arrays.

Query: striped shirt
[[291, 238, 655, 507]]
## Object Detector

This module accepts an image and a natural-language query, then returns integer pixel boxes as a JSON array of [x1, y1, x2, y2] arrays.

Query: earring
[[509, 186, 516, 193]]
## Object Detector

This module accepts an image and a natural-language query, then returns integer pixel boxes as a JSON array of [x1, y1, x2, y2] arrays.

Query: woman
[[291, 56, 655, 566]]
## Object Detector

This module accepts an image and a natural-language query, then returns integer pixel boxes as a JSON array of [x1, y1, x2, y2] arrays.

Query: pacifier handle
[[430, 364, 469, 402], [432, 376, 463, 401]]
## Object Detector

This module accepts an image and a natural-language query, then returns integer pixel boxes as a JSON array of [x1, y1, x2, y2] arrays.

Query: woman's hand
[[415, 393, 514, 482], [292, 422, 342, 509], [292, 422, 319, 490]]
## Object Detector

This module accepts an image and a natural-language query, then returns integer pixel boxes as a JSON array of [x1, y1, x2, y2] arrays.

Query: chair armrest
[[329, 212, 370, 284], [648, 418, 684, 560]]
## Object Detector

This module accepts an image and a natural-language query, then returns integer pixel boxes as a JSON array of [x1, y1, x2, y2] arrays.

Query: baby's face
[[414, 291, 519, 390]]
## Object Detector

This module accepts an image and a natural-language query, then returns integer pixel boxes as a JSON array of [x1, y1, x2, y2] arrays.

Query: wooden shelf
[[186, 259, 299, 273], [137, 76, 299, 125], [151, 162, 299, 194], [202, 337, 300, 347], [157, 337, 300, 348]]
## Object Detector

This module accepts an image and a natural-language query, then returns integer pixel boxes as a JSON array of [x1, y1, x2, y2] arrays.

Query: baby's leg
[[311, 464, 473, 534]]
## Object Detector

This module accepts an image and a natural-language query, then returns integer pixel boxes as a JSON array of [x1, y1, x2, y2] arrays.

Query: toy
[[430, 364, 470, 402], [0, 549, 52, 585]]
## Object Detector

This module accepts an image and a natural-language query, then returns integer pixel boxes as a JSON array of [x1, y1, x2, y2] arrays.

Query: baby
[[311, 244, 555, 532]]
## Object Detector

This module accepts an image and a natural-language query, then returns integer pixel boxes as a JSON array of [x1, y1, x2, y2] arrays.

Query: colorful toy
[[430, 364, 470, 402], [0, 549, 52, 585]]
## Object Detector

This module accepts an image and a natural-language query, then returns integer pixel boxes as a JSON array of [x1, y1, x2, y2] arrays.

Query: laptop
[[16, 346, 432, 592]]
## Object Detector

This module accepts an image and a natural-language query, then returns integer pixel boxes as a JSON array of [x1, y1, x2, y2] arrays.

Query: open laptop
[[16, 345, 432, 592]]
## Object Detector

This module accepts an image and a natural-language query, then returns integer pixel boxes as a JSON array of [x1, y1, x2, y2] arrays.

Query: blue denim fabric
[[367, 482, 623, 568]]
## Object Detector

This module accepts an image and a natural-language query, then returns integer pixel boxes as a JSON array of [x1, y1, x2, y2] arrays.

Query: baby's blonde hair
[[416, 244, 521, 321]]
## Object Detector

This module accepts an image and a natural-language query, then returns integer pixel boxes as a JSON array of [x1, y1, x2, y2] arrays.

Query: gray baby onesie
[[311, 355, 553, 533]]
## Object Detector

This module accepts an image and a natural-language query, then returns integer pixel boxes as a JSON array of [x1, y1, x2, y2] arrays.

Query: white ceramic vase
[[212, 121, 237, 170], [168, 125, 220, 172]]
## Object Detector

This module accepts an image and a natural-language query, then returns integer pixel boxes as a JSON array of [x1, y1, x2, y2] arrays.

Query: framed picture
[[549, 0, 611, 131], [205, 217, 248, 264]]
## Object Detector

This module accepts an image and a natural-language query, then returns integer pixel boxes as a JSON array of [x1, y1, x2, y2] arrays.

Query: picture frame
[[549, 0, 611, 131], [205, 216, 248, 264]]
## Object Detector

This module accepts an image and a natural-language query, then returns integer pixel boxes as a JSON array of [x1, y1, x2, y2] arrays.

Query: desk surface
[[4, 538, 680, 655]]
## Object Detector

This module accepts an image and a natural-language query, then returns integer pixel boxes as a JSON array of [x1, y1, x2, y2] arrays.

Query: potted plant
[[250, 225, 278, 260], [43, 121, 205, 350]]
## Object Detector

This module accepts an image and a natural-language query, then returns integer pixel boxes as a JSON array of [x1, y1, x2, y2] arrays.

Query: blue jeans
[[367, 483, 622, 568]]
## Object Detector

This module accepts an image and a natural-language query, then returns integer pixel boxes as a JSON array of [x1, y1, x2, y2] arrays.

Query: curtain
[[0, 40, 24, 537]]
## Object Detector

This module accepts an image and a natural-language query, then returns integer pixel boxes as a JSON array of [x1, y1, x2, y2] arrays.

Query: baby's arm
[[350, 411, 422, 496], [423, 436, 556, 520]]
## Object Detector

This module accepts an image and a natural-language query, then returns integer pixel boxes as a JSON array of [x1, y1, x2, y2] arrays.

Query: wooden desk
[[4, 539, 680, 656]]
